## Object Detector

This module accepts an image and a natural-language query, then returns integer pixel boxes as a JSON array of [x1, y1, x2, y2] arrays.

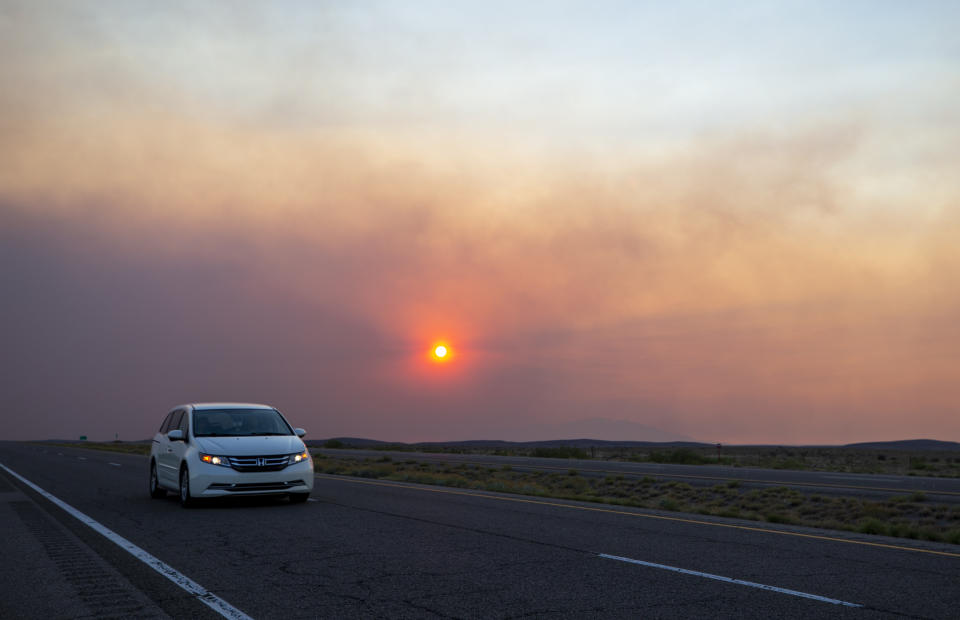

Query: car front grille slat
[[226, 455, 290, 472], [207, 480, 306, 492]]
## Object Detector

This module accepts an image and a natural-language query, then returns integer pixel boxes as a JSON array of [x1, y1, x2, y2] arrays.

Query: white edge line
[[0, 463, 253, 620], [599, 553, 862, 608], [108, 463, 121, 467]]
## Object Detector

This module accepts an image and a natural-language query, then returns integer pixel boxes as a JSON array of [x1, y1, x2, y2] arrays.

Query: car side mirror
[[167, 429, 184, 441], [294, 428, 306, 438]]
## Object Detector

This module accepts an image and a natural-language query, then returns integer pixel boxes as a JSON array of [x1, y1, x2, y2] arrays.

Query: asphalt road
[[1, 441, 958, 619], [315, 448, 960, 503]]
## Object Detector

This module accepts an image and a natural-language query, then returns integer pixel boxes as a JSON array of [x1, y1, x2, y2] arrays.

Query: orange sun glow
[[429, 341, 454, 363]]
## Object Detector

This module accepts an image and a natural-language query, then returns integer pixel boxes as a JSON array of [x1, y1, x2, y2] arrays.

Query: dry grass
[[600, 446, 960, 478], [316, 455, 960, 545], [348, 442, 960, 478]]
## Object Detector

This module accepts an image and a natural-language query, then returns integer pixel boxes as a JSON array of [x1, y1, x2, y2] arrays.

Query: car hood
[[194, 436, 305, 456]]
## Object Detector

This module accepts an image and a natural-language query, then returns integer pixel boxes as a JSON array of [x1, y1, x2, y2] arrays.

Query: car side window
[[177, 410, 189, 434], [159, 412, 173, 433], [169, 410, 183, 433]]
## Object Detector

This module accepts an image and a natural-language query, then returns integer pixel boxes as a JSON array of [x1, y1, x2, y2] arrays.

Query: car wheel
[[289, 492, 310, 504], [179, 467, 195, 508], [149, 461, 166, 499]]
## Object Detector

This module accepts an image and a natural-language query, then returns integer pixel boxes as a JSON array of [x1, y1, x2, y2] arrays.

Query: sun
[[430, 342, 453, 362]]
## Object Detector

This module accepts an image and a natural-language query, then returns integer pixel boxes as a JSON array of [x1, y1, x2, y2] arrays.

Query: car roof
[[185, 403, 276, 411]]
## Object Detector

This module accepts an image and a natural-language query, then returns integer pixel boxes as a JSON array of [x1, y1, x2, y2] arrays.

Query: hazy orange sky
[[2, 2, 958, 443]]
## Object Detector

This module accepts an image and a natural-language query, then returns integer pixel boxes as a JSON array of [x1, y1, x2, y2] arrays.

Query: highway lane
[[316, 448, 960, 502], [1, 441, 958, 619]]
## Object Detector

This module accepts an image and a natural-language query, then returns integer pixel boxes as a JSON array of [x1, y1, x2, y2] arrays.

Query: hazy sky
[[2, 1, 958, 443]]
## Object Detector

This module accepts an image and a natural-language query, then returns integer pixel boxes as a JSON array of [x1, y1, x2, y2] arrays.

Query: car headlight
[[200, 453, 231, 467], [288, 449, 310, 464]]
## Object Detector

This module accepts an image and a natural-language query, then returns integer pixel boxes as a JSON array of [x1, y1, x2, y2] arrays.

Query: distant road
[[317, 448, 960, 502], [1, 441, 959, 619]]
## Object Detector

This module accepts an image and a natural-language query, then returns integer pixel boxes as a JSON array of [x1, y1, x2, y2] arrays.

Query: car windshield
[[192, 408, 294, 437]]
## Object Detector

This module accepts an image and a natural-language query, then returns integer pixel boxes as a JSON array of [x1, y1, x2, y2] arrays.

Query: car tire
[[179, 467, 195, 508], [289, 492, 310, 504], [149, 461, 166, 499]]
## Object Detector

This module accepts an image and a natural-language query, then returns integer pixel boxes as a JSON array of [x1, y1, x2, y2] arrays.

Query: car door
[[168, 408, 190, 476], [157, 409, 183, 486], [153, 411, 173, 482]]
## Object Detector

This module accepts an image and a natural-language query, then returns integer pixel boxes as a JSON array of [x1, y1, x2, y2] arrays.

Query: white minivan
[[149, 403, 314, 507]]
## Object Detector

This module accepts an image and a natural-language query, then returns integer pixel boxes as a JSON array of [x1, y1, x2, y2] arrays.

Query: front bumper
[[189, 457, 314, 497]]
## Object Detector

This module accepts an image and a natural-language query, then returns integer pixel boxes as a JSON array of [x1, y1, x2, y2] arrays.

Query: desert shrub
[[770, 458, 806, 470], [919, 527, 942, 542], [355, 465, 394, 478], [858, 518, 889, 536], [888, 523, 915, 539], [766, 513, 795, 525], [660, 498, 680, 511]]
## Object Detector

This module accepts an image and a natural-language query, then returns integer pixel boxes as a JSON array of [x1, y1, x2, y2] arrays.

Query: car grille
[[227, 455, 290, 472], [208, 480, 306, 492]]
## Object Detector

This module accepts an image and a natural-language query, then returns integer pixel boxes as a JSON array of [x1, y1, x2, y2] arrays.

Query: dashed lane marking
[[600, 553, 862, 607]]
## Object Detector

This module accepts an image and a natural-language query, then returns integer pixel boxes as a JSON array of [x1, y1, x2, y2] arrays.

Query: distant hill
[[314, 437, 392, 447], [39, 438, 153, 444], [308, 437, 711, 449], [309, 437, 960, 451], [843, 439, 960, 451], [504, 418, 694, 443], [418, 439, 711, 449], [307, 417, 695, 449]]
